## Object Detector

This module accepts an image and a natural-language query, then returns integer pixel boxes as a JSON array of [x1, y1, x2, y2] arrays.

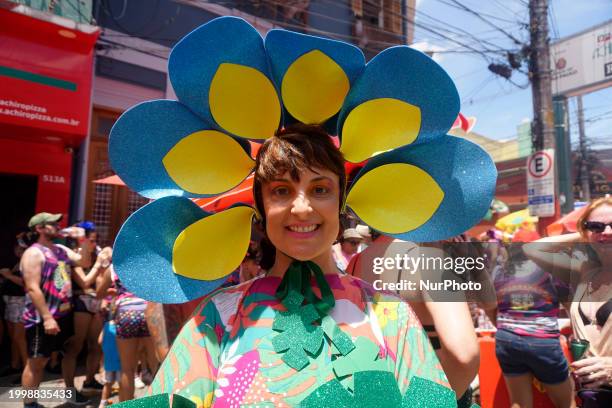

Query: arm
[[71, 265, 104, 290], [0, 268, 24, 287], [406, 243, 479, 396], [55, 243, 84, 266], [20, 247, 59, 334], [416, 302, 479, 398], [522, 233, 585, 276], [96, 267, 113, 299], [145, 302, 170, 362], [72, 246, 111, 290]]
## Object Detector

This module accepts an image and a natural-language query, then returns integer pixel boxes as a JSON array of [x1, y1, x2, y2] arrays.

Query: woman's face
[[585, 203, 612, 244], [341, 239, 361, 255], [585, 203, 612, 263], [262, 167, 340, 263]]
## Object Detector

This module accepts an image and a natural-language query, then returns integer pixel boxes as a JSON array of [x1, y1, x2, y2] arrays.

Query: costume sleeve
[[386, 301, 449, 393], [149, 299, 224, 408]]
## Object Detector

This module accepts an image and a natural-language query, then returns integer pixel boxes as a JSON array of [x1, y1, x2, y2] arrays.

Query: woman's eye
[[272, 186, 290, 196], [313, 186, 329, 195]]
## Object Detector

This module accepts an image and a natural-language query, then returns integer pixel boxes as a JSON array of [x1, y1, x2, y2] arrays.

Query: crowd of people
[[0, 216, 155, 407], [0, 195, 610, 407]]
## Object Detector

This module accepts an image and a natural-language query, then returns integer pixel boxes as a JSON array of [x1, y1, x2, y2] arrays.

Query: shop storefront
[[0, 4, 98, 265]]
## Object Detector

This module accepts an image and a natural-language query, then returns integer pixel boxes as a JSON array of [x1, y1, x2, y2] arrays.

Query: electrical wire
[[98, 0, 527, 62], [100, 0, 178, 40], [460, 74, 497, 104], [549, 0, 560, 40], [101, 0, 507, 59], [434, 0, 524, 45]]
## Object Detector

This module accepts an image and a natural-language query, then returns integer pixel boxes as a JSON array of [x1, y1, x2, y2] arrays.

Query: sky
[[412, 0, 612, 150]]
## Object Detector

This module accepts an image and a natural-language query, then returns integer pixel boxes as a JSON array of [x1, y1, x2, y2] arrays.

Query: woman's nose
[[291, 193, 312, 215]]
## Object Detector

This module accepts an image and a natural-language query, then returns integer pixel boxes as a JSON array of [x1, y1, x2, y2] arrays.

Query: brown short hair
[[577, 196, 612, 237], [253, 123, 346, 223]]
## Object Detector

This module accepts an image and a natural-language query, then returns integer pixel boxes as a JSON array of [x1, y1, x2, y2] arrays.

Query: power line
[[434, 0, 525, 45], [460, 74, 497, 104], [102, 0, 511, 60], [434, 0, 528, 25], [549, 0, 560, 40], [258, 0, 505, 58]]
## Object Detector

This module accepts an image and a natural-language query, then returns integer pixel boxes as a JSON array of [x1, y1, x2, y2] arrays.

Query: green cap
[[28, 212, 63, 229]]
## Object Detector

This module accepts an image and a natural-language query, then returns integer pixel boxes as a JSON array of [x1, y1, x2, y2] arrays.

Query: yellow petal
[[162, 130, 254, 195], [341, 98, 421, 163], [347, 163, 443, 233], [209, 63, 280, 139], [173, 206, 255, 281], [282, 50, 350, 124]]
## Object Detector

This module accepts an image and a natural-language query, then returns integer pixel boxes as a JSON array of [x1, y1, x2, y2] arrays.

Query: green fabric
[[272, 290, 324, 370], [301, 372, 460, 407], [275, 260, 335, 319], [110, 393, 196, 408], [322, 315, 355, 356]]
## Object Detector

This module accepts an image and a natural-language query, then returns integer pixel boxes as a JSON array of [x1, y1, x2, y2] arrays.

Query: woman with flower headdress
[[107, 17, 497, 407]]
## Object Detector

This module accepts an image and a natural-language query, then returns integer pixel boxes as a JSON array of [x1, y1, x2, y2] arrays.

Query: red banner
[[0, 6, 99, 140]]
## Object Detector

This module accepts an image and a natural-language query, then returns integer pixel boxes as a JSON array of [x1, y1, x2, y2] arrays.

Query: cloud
[[410, 40, 446, 62]]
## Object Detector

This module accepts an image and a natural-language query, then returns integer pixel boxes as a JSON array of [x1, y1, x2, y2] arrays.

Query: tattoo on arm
[[146, 302, 169, 359]]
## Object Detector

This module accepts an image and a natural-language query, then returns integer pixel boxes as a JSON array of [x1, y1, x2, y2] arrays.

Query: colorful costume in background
[[108, 17, 496, 407]]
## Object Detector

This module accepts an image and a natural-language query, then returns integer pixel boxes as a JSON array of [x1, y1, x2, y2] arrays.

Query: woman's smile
[[286, 223, 321, 238]]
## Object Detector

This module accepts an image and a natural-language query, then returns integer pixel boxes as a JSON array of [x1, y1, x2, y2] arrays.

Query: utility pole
[[576, 95, 591, 201], [529, 0, 558, 234]]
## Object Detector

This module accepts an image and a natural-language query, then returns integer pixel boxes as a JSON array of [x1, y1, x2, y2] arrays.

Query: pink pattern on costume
[[214, 350, 260, 407]]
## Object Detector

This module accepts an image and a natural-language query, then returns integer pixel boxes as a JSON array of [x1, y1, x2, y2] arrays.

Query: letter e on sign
[[528, 151, 552, 178]]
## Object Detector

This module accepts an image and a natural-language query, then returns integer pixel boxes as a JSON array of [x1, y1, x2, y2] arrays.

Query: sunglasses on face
[[583, 221, 612, 233]]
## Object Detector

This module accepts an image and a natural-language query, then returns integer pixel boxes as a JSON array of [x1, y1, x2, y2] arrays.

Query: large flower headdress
[[109, 17, 497, 304]]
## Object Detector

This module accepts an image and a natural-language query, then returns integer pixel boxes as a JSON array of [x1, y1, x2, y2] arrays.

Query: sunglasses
[[583, 221, 612, 233]]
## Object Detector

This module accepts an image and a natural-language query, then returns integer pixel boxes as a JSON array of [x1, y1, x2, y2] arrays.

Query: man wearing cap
[[332, 228, 364, 272], [20, 213, 91, 407]]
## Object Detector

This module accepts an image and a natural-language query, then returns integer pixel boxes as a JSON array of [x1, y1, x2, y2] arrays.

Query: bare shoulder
[[22, 246, 44, 262], [20, 246, 45, 272]]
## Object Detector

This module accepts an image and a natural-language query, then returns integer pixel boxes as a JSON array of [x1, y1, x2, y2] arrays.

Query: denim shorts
[[495, 329, 569, 385]]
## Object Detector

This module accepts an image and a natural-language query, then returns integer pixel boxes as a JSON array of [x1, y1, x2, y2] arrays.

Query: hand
[[95, 247, 113, 269], [572, 356, 612, 389], [43, 317, 60, 335], [100, 300, 110, 314]]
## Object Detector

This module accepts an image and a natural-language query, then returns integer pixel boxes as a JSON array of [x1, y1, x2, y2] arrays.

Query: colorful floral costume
[[149, 274, 452, 407], [108, 16, 495, 407]]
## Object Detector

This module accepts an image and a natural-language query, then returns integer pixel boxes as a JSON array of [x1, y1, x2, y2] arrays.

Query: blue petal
[[337, 46, 459, 145], [113, 196, 228, 303], [169, 16, 272, 131], [351, 136, 497, 241], [109, 99, 250, 199]]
